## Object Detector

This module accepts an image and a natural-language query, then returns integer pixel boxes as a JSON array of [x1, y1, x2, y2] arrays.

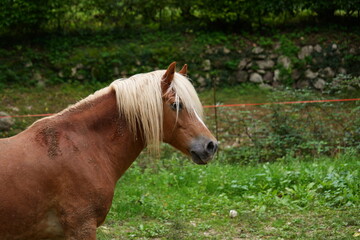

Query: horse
[[0, 62, 218, 240]]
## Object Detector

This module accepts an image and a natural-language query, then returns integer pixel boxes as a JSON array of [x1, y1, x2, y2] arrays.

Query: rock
[[257, 69, 266, 74], [256, 59, 275, 70], [202, 59, 211, 71], [263, 71, 274, 82], [71, 66, 77, 77], [305, 69, 318, 79], [197, 76, 206, 86], [274, 69, 280, 82], [332, 43, 338, 50], [246, 62, 253, 69], [274, 42, 281, 50], [205, 45, 214, 54], [223, 47, 231, 54], [338, 67, 347, 74], [0, 112, 15, 131], [295, 80, 309, 89], [236, 71, 248, 82], [298, 45, 313, 59], [314, 44, 322, 53], [249, 73, 263, 83], [252, 46, 264, 54], [25, 61, 33, 68], [272, 81, 281, 88], [259, 83, 273, 90], [291, 69, 301, 80], [114, 67, 120, 76], [349, 48, 357, 54], [71, 64, 84, 77], [33, 71, 46, 87], [277, 56, 291, 69], [255, 54, 267, 60], [269, 53, 278, 59], [58, 71, 64, 78], [323, 67, 335, 78], [229, 210, 238, 218], [237, 59, 248, 70], [33, 72, 42, 81], [314, 78, 326, 90], [76, 75, 85, 80]]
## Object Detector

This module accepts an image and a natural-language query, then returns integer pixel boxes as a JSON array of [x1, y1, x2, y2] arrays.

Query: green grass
[[96, 151, 360, 239]]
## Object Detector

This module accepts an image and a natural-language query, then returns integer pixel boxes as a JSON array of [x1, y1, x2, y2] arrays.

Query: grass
[[95, 151, 360, 239]]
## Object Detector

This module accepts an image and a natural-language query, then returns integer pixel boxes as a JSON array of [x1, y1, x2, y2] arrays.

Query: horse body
[[0, 90, 140, 239], [0, 63, 217, 239]]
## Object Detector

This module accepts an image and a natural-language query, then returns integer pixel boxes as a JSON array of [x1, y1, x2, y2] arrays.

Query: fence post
[[212, 77, 219, 157]]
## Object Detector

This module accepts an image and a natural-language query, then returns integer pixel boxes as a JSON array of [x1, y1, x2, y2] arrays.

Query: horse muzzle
[[189, 136, 218, 165]]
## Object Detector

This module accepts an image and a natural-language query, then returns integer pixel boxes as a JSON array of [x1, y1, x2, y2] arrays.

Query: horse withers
[[0, 62, 217, 240]]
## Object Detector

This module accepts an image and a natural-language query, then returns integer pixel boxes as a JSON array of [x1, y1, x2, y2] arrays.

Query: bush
[[1, 0, 359, 36]]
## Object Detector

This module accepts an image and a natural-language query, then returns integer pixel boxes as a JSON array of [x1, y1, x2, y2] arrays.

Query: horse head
[[161, 62, 218, 164]]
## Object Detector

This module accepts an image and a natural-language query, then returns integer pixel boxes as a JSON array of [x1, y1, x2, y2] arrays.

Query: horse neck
[[64, 88, 146, 181]]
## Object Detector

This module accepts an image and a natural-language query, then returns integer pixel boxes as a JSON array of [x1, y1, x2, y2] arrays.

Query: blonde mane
[[110, 70, 203, 154], [34, 70, 203, 155]]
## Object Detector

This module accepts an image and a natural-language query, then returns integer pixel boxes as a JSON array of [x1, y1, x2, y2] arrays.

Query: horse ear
[[162, 62, 176, 92], [178, 64, 188, 76]]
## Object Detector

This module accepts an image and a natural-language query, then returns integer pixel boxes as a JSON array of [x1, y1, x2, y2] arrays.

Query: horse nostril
[[206, 141, 218, 154]]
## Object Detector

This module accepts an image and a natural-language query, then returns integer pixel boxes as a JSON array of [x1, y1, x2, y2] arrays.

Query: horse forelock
[[110, 70, 203, 154]]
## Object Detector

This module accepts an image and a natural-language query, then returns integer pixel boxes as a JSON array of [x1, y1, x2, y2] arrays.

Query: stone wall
[[197, 42, 360, 91]]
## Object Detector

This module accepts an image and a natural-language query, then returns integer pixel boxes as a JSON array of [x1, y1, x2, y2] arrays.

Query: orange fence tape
[[1, 98, 359, 119]]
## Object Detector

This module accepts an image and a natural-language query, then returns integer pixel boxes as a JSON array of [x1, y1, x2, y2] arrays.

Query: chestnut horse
[[0, 62, 217, 240]]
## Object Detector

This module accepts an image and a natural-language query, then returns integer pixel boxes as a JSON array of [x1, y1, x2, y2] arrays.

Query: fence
[[1, 93, 360, 163], [203, 93, 360, 163]]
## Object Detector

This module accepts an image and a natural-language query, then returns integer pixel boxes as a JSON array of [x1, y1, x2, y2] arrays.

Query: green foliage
[[0, 0, 51, 34], [258, 37, 274, 48], [326, 74, 360, 94], [303, 0, 360, 18], [1, 0, 360, 36], [276, 35, 300, 57]]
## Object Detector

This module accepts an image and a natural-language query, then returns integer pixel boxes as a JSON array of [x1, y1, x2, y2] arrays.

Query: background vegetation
[[1, 0, 360, 35]]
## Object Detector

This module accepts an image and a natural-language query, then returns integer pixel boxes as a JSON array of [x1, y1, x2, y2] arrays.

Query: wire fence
[[1, 92, 360, 163], [203, 94, 360, 163]]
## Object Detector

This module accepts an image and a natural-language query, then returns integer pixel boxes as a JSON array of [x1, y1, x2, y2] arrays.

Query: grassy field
[[96, 151, 360, 240]]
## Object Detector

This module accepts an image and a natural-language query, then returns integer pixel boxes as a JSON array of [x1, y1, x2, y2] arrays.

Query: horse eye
[[171, 102, 183, 111]]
